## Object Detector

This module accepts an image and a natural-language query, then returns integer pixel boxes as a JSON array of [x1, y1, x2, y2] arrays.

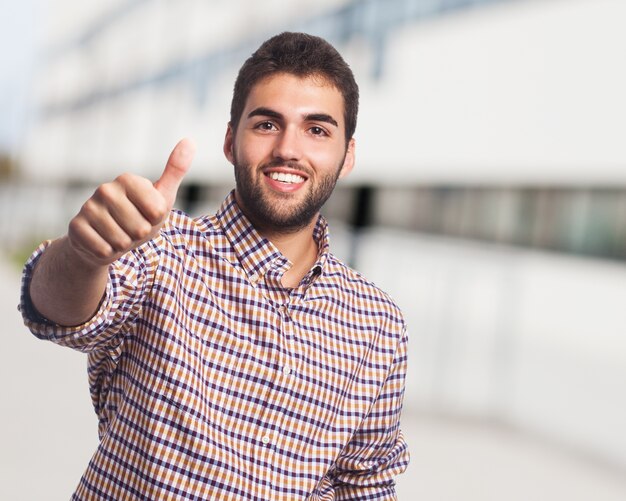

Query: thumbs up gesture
[[67, 138, 196, 267]]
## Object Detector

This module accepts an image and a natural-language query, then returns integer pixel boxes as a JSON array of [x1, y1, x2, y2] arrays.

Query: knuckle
[[134, 221, 153, 241], [79, 198, 97, 217], [92, 244, 114, 261], [144, 197, 168, 224], [68, 215, 93, 242], [109, 238, 132, 253], [68, 216, 82, 236], [94, 182, 118, 203], [115, 172, 134, 185], [111, 234, 133, 253]]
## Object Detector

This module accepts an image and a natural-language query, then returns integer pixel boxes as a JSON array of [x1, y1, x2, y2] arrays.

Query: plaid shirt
[[20, 192, 409, 500]]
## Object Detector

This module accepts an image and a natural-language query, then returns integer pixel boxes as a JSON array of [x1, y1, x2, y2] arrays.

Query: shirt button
[[282, 365, 292, 375], [261, 435, 271, 446]]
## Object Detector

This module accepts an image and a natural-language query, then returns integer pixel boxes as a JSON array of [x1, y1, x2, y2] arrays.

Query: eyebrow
[[247, 107, 339, 128], [305, 113, 338, 128], [247, 107, 282, 120]]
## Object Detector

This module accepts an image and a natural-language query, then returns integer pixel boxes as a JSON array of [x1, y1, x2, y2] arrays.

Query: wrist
[[62, 235, 110, 273]]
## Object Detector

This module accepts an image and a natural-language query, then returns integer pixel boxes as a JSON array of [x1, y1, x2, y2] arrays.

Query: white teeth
[[268, 172, 305, 184]]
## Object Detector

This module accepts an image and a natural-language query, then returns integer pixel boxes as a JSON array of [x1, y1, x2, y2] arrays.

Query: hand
[[67, 138, 196, 267]]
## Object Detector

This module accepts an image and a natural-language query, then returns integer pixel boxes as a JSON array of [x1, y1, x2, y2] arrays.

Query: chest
[[129, 254, 393, 482]]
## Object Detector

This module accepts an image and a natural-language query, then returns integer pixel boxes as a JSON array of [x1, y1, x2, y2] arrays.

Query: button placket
[[280, 300, 298, 377], [265, 301, 300, 462]]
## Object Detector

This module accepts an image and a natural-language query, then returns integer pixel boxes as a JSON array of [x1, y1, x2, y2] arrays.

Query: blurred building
[[7, 0, 626, 259], [2, 0, 626, 498]]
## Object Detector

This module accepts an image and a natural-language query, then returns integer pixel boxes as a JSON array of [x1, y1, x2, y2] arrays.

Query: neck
[[260, 219, 319, 288]]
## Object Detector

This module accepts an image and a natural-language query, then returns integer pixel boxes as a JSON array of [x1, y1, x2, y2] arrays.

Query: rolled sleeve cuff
[[334, 429, 410, 493], [18, 240, 113, 346]]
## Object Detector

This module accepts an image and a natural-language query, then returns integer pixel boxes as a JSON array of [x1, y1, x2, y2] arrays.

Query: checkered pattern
[[21, 192, 409, 500]]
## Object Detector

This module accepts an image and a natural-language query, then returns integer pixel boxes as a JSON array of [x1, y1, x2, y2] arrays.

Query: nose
[[272, 126, 302, 162]]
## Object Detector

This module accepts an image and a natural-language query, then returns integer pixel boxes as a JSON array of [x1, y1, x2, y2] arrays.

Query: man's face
[[224, 72, 355, 234]]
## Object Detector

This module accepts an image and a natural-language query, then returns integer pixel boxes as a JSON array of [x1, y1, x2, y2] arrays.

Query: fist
[[67, 138, 196, 266]]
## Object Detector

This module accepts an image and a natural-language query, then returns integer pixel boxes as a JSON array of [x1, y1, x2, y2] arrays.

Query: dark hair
[[230, 32, 359, 143]]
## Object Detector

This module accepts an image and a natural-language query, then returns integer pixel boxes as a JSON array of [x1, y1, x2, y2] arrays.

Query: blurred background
[[2, 0, 626, 499]]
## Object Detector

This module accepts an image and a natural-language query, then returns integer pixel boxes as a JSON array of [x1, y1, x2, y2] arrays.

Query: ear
[[223, 123, 235, 164], [338, 138, 355, 179]]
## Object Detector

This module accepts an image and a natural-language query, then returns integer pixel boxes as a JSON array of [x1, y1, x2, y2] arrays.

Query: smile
[[266, 171, 306, 184]]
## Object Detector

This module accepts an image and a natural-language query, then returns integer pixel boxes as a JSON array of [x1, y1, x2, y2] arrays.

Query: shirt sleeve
[[329, 328, 411, 500], [19, 238, 161, 353]]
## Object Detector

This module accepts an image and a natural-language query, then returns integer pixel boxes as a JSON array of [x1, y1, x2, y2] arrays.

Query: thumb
[[154, 138, 196, 206]]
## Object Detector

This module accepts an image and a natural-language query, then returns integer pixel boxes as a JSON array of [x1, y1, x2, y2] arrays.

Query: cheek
[[311, 146, 345, 172], [236, 136, 274, 164]]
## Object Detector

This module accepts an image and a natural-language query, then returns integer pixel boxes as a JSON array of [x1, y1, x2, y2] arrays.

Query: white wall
[[354, 0, 626, 184], [349, 226, 626, 468], [19, 0, 626, 184]]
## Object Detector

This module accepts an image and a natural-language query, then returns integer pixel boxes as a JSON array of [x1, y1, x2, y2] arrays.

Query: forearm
[[29, 236, 109, 327], [23, 138, 193, 333]]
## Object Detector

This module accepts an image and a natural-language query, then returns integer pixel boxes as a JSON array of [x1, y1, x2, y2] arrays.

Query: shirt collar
[[215, 191, 330, 287]]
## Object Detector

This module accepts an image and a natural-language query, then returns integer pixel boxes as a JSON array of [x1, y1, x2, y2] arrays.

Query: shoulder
[[156, 209, 224, 249], [322, 252, 406, 331], [160, 209, 218, 240], [145, 209, 232, 266]]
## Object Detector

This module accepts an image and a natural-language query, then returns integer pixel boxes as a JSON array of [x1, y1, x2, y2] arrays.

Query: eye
[[309, 126, 328, 136], [255, 121, 278, 131]]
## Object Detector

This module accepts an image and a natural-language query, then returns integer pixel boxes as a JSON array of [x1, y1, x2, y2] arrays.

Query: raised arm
[[28, 138, 195, 326]]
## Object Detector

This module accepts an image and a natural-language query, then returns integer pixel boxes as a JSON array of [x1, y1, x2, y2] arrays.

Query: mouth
[[263, 167, 309, 192], [266, 171, 307, 184]]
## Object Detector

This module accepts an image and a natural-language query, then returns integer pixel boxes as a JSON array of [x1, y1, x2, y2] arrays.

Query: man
[[20, 32, 409, 500]]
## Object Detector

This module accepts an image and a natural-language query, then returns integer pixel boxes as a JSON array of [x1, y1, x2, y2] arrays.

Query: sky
[[0, 0, 42, 153]]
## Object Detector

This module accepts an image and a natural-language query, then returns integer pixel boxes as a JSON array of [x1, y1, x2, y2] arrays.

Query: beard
[[233, 156, 344, 234]]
